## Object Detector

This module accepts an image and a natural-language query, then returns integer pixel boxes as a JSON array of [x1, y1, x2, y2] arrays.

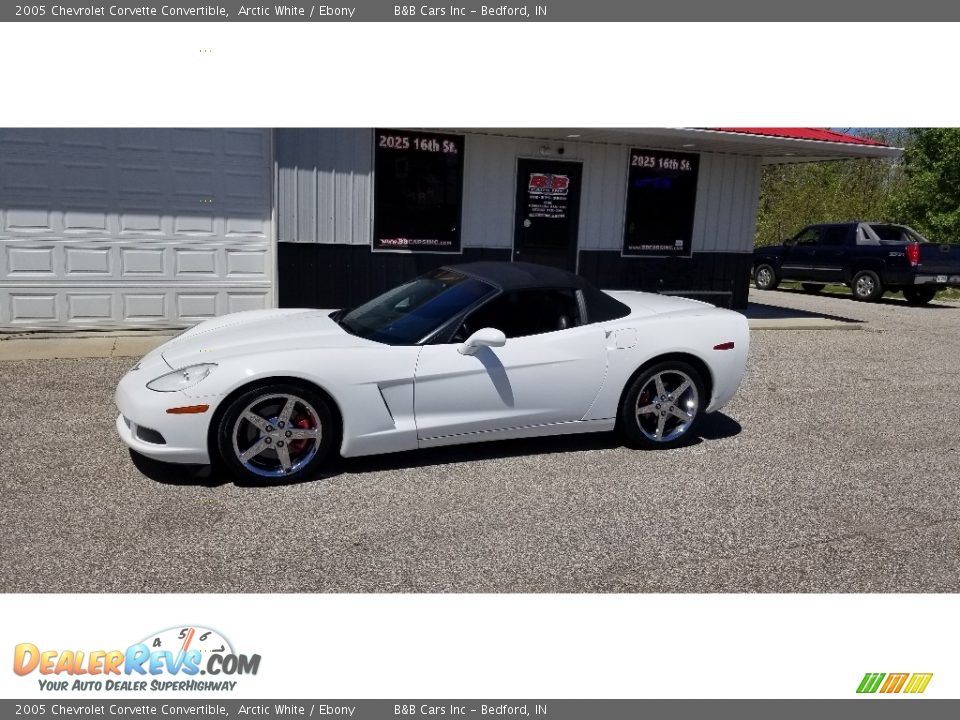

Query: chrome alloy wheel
[[855, 274, 876, 297], [634, 369, 700, 443], [755, 266, 773, 288], [231, 393, 322, 478]]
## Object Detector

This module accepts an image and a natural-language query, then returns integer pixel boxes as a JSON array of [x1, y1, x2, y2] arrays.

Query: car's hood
[[159, 308, 379, 368], [602, 290, 714, 317]]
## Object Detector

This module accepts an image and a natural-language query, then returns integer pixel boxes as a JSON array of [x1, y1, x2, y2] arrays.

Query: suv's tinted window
[[870, 224, 922, 243], [821, 226, 849, 246], [458, 289, 581, 340], [794, 227, 822, 245]]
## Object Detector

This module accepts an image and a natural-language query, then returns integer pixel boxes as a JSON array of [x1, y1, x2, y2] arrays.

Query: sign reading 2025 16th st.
[[623, 148, 700, 256], [373, 129, 465, 253]]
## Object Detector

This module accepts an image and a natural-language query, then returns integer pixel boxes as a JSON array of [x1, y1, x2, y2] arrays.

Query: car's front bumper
[[114, 367, 215, 465]]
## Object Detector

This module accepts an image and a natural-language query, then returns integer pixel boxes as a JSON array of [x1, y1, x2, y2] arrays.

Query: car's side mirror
[[457, 327, 506, 355], [783, 238, 795, 246]]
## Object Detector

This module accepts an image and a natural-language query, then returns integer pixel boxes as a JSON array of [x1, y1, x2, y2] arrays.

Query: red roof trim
[[711, 128, 887, 147]]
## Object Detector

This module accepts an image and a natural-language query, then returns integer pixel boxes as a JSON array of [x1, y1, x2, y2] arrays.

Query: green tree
[[754, 129, 906, 247], [893, 128, 960, 242]]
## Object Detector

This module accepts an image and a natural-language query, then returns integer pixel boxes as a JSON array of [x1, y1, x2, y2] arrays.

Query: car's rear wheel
[[903, 286, 937, 305], [851, 270, 884, 302], [801, 283, 825, 294], [217, 383, 334, 483], [754, 264, 779, 290], [620, 361, 705, 449]]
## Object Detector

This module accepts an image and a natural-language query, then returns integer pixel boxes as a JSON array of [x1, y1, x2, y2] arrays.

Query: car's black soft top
[[445, 261, 587, 292], [444, 261, 629, 323]]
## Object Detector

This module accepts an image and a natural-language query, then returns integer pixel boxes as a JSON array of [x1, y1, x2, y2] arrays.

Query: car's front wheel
[[216, 383, 335, 483], [620, 361, 705, 449], [754, 264, 779, 290], [851, 270, 884, 302]]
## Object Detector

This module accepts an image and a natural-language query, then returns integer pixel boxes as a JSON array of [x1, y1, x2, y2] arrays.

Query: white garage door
[[0, 129, 274, 331]]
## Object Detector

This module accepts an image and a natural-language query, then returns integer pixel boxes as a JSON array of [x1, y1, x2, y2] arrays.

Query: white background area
[[2, 594, 957, 699], [1, 20, 957, 700]]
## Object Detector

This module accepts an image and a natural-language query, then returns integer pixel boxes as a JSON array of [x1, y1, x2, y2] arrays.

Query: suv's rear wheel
[[903, 286, 937, 305]]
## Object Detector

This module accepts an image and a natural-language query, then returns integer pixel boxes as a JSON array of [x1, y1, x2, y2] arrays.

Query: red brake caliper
[[288, 415, 314, 455]]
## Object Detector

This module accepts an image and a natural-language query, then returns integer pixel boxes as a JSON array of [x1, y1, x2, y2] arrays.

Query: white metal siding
[[690, 152, 761, 254], [277, 128, 372, 246], [0, 129, 274, 331], [461, 133, 635, 251], [461, 134, 762, 254]]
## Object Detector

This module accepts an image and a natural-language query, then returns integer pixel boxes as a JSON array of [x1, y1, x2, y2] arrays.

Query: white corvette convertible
[[116, 262, 749, 482]]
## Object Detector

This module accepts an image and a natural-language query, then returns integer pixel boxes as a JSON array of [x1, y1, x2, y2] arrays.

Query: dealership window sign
[[623, 148, 700, 256], [373, 129, 465, 253]]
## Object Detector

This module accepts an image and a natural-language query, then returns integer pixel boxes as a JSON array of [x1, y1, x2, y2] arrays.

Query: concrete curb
[[747, 317, 861, 330], [0, 334, 173, 362]]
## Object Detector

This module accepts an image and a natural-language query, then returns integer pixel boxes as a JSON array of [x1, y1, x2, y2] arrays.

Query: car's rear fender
[[583, 309, 749, 421]]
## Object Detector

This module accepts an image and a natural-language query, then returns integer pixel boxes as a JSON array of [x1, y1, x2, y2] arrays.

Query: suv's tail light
[[906, 242, 921, 267]]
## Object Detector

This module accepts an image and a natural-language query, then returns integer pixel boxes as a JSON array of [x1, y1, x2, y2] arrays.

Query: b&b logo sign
[[528, 173, 570, 196]]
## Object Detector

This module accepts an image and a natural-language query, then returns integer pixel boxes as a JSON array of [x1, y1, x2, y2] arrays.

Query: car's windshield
[[338, 268, 495, 345]]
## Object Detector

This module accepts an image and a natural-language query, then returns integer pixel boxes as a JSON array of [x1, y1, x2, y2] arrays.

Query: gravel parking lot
[[2, 288, 958, 593]]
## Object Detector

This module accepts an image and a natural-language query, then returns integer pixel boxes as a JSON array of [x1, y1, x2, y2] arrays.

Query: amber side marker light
[[713, 341, 735, 350], [166, 404, 210, 414]]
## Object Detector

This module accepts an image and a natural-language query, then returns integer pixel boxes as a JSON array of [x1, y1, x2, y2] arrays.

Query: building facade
[[0, 127, 897, 331]]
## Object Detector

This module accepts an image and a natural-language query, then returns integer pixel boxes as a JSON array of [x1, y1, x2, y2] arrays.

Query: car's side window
[[821, 226, 848, 246], [794, 227, 821, 246], [456, 289, 581, 340], [870, 224, 912, 242]]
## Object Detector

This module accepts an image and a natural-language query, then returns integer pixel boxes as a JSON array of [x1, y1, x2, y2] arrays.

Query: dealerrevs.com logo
[[13, 626, 261, 692]]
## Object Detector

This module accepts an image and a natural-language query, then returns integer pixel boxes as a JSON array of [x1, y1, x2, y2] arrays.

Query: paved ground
[[2, 288, 958, 593]]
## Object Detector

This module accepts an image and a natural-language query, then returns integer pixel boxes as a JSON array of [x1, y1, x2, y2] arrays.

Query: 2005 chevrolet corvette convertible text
[[115, 262, 749, 483]]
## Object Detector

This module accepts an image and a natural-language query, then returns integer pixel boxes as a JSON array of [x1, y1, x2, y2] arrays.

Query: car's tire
[[801, 283, 825, 294], [903, 286, 937, 305], [851, 270, 884, 302], [754, 264, 779, 290], [216, 382, 335, 483], [620, 361, 706, 450]]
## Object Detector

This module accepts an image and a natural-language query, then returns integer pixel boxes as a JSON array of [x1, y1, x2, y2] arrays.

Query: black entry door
[[513, 158, 582, 271]]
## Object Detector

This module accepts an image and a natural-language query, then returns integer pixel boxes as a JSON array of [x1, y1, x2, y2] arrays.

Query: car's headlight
[[146, 364, 217, 392]]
